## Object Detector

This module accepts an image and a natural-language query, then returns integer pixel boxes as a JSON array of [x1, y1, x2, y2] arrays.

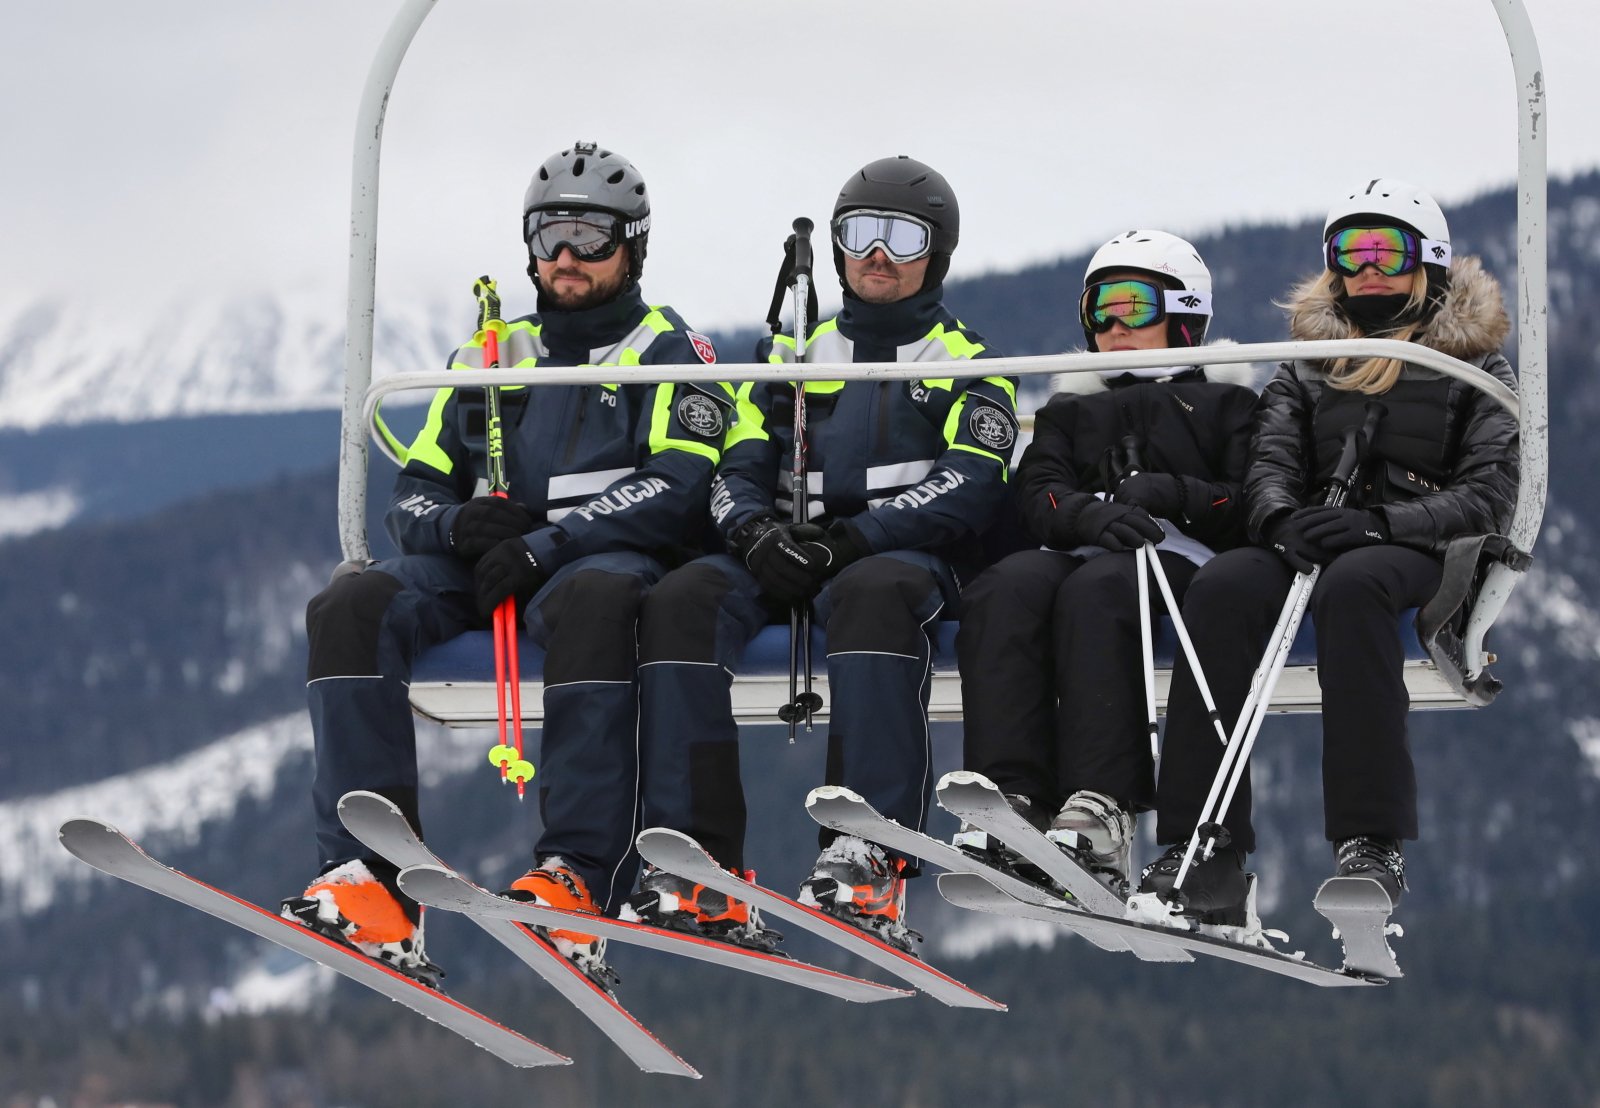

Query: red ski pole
[[475, 276, 534, 799]]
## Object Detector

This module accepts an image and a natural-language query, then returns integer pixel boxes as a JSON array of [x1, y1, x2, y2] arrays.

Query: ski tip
[[59, 817, 117, 840], [635, 826, 698, 850], [935, 769, 990, 791], [336, 790, 395, 815], [805, 785, 862, 807]]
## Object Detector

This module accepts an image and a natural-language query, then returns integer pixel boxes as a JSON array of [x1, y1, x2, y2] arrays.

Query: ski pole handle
[[791, 217, 814, 281], [1325, 401, 1387, 504]]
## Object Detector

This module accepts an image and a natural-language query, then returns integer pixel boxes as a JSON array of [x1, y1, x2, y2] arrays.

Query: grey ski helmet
[[832, 156, 960, 294], [523, 141, 651, 282]]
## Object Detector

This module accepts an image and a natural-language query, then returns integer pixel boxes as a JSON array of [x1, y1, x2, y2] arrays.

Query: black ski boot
[[1333, 836, 1406, 907], [1136, 841, 1250, 926]]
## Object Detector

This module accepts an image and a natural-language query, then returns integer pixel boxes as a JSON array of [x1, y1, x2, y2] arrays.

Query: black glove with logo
[[732, 516, 827, 603], [451, 496, 535, 561], [474, 537, 547, 617], [1113, 472, 1186, 519], [1293, 506, 1391, 556], [1262, 510, 1322, 574], [1073, 499, 1165, 552]]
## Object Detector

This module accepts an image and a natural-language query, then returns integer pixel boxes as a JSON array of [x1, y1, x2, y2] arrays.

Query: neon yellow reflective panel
[[648, 385, 720, 463], [641, 308, 674, 335], [928, 321, 986, 360], [724, 381, 770, 450], [405, 387, 457, 476], [373, 403, 410, 466]]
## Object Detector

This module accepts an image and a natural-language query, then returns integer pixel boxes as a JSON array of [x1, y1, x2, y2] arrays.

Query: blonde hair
[[1322, 268, 1431, 395]]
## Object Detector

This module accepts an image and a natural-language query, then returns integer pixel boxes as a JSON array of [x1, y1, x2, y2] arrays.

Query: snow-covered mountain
[[0, 288, 461, 431]]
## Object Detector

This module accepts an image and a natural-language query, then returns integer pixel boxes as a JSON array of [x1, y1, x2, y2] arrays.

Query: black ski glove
[[1114, 472, 1186, 519], [474, 537, 547, 617], [1074, 499, 1164, 552], [792, 519, 870, 580], [733, 516, 828, 604], [1262, 511, 1322, 575], [451, 496, 535, 561], [1294, 506, 1390, 556]]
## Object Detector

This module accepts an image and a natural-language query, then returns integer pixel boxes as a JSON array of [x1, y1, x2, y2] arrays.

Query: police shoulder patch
[[677, 392, 724, 439], [968, 404, 1016, 451], [687, 331, 717, 364]]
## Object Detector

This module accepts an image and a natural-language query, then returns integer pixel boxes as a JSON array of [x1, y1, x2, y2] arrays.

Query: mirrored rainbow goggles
[[1079, 279, 1212, 333], [1325, 226, 1452, 277]]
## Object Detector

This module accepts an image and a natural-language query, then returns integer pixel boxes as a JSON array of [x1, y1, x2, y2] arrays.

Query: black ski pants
[[1153, 544, 1443, 854], [956, 547, 1197, 816]]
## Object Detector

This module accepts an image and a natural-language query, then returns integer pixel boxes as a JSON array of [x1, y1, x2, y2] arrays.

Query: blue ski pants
[[304, 549, 664, 911], [636, 550, 960, 875]]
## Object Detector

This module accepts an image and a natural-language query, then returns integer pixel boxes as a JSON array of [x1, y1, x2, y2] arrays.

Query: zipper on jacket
[[875, 381, 892, 456], [563, 385, 589, 465]]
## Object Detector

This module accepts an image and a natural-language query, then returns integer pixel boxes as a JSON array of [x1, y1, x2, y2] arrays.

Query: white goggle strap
[[1419, 238, 1452, 267], [1162, 288, 1213, 317]]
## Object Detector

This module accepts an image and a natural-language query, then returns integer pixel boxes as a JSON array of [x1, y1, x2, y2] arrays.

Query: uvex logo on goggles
[[1078, 279, 1212, 333], [833, 209, 933, 263], [526, 209, 626, 262], [1325, 226, 1452, 277]]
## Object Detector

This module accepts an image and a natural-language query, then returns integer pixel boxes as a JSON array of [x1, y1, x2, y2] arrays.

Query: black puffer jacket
[[1017, 355, 1262, 552], [1248, 256, 1520, 554]]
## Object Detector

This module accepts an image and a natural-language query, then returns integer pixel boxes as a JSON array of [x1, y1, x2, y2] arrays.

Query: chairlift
[[333, 0, 1547, 728]]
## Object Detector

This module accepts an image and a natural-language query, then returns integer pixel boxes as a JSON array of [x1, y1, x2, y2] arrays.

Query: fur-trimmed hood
[[1282, 255, 1511, 361], [1047, 339, 1272, 397]]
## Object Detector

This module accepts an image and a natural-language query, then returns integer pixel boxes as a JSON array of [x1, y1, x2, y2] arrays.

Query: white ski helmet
[[1323, 177, 1449, 244], [1082, 229, 1213, 350], [1322, 177, 1452, 288]]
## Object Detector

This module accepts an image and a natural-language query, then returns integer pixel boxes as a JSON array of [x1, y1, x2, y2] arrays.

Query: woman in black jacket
[[1138, 180, 1520, 926], [955, 230, 1260, 891]]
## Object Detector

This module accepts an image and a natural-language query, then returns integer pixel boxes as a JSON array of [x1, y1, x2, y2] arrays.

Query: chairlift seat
[[407, 608, 1468, 728]]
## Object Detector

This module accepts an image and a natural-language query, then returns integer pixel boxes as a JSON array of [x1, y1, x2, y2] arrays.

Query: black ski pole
[[774, 217, 824, 740]]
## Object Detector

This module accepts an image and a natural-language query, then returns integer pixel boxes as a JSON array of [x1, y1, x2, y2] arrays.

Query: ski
[[336, 792, 699, 1078], [931, 771, 1188, 963], [56, 818, 570, 1068], [635, 827, 1005, 1011], [1314, 876, 1404, 978], [805, 784, 1157, 959], [397, 864, 911, 1005], [938, 872, 1385, 988]]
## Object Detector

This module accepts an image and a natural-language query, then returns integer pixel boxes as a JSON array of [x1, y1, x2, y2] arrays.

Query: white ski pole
[[1169, 400, 1386, 893]]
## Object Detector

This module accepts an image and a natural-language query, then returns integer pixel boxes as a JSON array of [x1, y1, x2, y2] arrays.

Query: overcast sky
[[3, 0, 1596, 334]]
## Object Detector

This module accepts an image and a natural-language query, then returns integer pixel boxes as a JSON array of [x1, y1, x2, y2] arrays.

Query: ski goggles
[[1325, 225, 1452, 277], [832, 209, 934, 263], [525, 209, 624, 263], [1078, 279, 1213, 333]]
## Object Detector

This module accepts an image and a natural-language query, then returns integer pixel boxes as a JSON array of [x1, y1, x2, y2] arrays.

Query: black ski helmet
[[832, 156, 960, 295], [522, 141, 651, 284]]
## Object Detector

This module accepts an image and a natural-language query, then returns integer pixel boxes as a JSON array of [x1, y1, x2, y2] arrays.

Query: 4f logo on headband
[[1177, 294, 1202, 308]]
